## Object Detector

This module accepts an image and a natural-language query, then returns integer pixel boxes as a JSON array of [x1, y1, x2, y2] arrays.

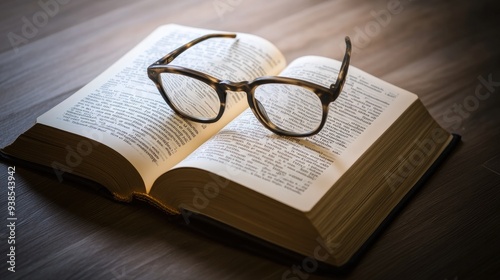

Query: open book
[[1, 24, 459, 268]]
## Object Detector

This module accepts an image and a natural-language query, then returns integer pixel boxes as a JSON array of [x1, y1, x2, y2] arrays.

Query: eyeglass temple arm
[[330, 36, 352, 93], [152, 33, 237, 66]]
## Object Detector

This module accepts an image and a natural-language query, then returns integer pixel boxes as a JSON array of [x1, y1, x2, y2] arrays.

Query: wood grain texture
[[1, 0, 499, 279]]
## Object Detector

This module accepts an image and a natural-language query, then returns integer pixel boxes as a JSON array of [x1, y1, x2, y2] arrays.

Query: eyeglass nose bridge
[[214, 80, 251, 116], [218, 80, 250, 92]]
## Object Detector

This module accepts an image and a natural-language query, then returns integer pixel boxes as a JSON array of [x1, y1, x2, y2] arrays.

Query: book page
[[37, 24, 286, 192], [174, 56, 417, 212]]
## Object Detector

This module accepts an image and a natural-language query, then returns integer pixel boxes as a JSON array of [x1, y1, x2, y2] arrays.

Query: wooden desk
[[1, 0, 499, 279]]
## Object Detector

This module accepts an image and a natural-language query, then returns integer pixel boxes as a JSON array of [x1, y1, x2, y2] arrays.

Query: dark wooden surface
[[1, 0, 500, 279]]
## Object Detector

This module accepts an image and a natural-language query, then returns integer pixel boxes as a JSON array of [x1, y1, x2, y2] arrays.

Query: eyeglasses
[[147, 33, 351, 137]]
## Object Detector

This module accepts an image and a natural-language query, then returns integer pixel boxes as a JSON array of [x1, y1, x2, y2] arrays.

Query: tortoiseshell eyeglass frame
[[147, 33, 351, 137]]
